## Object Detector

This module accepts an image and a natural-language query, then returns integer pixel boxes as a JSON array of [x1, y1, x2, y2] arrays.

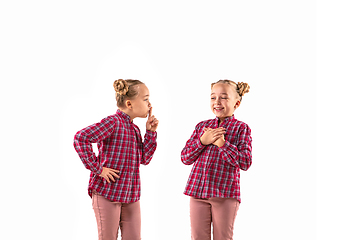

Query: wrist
[[200, 137, 208, 145], [214, 139, 225, 148]]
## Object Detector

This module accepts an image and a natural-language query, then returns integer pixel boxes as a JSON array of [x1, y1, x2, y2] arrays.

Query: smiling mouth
[[214, 107, 224, 112]]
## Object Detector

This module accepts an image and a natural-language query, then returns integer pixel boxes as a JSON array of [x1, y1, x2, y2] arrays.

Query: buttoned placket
[[200, 118, 215, 198], [202, 117, 232, 198], [129, 121, 141, 202]]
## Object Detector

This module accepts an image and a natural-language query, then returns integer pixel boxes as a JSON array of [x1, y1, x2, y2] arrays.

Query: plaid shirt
[[74, 110, 157, 203], [181, 115, 252, 202]]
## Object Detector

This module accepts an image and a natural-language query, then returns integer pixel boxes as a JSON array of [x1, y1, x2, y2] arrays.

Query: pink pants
[[190, 197, 240, 240], [92, 191, 141, 240]]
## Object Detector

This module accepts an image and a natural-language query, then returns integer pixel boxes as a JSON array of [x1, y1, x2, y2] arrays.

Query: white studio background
[[0, 1, 359, 240]]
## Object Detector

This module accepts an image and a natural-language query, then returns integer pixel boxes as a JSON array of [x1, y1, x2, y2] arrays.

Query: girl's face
[[129, 84, 151, 119], [210, 83, 240, 123]]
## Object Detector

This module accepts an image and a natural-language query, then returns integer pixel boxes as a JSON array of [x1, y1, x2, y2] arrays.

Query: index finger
[[148, 107, 153, 119]]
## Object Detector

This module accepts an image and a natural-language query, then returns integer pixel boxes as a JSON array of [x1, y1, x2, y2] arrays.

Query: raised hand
[[200, 127, 226, 146], [146, 107, 159, 132], [99, 167, 120, 183]]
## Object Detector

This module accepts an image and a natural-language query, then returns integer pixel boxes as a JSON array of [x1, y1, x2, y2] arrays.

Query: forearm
[[141, 130, 157, 165], [181, 138, 206, 165], [73, 116, 115, 174], [74, 133, 102, 174], [218, 140, 252, 170]]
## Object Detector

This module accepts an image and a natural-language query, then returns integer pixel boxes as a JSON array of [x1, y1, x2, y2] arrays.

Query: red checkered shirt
[[74, 110, 157, 203], [181, 115, 252, 202]]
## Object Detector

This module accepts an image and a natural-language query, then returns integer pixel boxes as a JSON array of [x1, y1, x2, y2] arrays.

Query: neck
[[217, 115, 233, 126], [119, 108, 135, 122], [218, 118, 224, 126]]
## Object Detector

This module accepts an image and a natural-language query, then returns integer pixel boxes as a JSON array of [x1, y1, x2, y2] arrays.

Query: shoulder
[[101, 113, 118, 123], [231, 118, 251, 132], [95, 113, 122, 130]]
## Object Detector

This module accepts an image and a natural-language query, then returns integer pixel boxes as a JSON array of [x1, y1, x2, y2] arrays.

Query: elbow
[[74, 131, 84, 144], [240, 156, 252, 171], [73, 132, 82, 149], [241, 164, 251, 171], [182, 161, 192, 166], [181, 157, 188, 165], [181, 155, 193, 165], [141, 155, 153, 166]]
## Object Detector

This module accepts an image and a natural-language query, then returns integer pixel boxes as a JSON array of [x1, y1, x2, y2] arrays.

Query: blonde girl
[[74, 79, 159, 240], [181, 80, 252, 240]]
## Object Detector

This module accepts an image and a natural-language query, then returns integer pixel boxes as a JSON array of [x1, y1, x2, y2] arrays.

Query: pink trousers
[[190, 197, 240, 240], [92, 191, 141, 240]]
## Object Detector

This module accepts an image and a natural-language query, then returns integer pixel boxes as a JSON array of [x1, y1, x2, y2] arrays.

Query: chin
[[213, 112, 223, 118]]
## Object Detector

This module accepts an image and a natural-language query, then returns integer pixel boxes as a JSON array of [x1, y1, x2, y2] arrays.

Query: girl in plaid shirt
[[181, 80, 252, 240], [74, 79, 158, 240]]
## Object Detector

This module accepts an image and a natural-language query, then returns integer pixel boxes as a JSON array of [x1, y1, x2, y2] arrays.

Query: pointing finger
[[148, 107, 153, 119]]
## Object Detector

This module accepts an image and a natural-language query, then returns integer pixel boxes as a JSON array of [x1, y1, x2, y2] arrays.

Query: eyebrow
[[211, 93, 228, 95], [143, 94, 149, 98]]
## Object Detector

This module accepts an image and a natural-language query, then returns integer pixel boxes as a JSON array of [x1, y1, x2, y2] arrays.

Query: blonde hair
[[211, 79, 250, 101], [113, 79, 144, 108]]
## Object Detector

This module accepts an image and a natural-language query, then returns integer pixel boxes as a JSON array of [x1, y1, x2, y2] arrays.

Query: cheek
[[221, 100, 229, 106], [224, 102, 234, 110]]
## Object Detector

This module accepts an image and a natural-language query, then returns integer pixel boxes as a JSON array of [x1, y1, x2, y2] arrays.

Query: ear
[[125, 100, 132, 109], [234, 99, 241, 109]]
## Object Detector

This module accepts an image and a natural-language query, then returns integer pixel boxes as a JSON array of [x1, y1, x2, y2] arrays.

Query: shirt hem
[[183, 192, 241, 203], [89, 187, 141, 203]]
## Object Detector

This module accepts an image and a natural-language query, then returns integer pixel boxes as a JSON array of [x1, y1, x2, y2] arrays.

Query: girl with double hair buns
[[181, 80, 252, 240], [74, 79, 158, 240]]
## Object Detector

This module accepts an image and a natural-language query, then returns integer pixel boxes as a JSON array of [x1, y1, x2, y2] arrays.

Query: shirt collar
[[116, 109, 132, 123], [216, 115, 235, 126]]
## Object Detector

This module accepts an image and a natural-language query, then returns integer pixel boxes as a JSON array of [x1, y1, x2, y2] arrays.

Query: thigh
[[92, 191, 122, 240], [190, 197, 212, 240], [119, 200, 141, 240], [210, 198, 240, 240]]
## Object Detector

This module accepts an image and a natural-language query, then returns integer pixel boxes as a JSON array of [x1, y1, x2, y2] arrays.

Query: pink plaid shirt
[[74, 110, 157, 203], [181, 115, 252, 202]]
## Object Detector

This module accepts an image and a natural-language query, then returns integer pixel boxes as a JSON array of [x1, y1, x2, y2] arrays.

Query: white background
[[0, 0, 359, 239]]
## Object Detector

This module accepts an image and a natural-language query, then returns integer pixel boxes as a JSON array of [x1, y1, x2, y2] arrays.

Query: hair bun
[[113, 79, 129, 95], [237, 82, 250, 97]]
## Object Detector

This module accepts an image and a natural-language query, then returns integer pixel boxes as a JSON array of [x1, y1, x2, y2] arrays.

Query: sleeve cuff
[[195, 138, 206, 149], [96, 165, 103, 176], [86, 155, 102, 175], [145, 130, 157, 141], [219, 140, 231, 150]]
